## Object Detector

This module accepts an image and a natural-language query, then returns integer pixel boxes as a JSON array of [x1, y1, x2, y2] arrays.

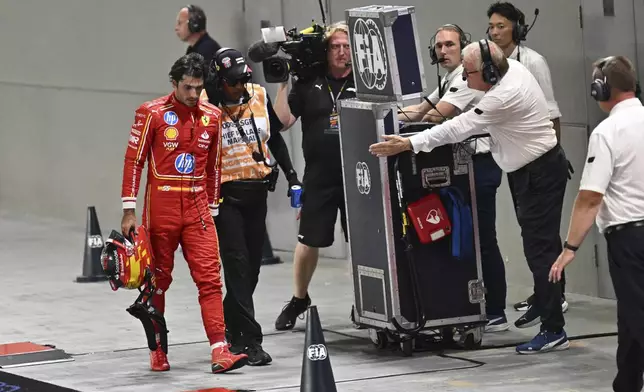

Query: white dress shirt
[[425, 64, 489, 153], [409, 59, 557, 172], [510, 45, 562, 120], [579, 98, 644, 233]]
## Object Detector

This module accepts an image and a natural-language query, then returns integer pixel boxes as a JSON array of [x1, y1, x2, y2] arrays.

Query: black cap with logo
[[213, 48, 253, 85]]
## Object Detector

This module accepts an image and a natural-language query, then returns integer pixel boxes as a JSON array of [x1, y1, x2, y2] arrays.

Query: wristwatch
[[563, 241, 579, 252]]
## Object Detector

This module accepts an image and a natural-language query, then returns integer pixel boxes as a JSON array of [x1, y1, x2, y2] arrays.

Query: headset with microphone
[[486, 6, 539, 44], [185, 4, 206, 34], [429, 24, 471, 65]]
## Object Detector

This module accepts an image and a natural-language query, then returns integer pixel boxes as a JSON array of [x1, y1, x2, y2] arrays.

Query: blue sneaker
[[485, 315, 510, 333], [516, 330, 570, 354]]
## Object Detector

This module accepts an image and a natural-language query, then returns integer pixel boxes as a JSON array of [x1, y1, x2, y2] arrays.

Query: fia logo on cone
[[306, 344, 328, 361]]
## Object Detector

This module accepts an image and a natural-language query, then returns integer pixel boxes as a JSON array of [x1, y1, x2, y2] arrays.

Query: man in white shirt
[[487, 1, 571, 322], [487, 2, 561, 138], [369, 39, 570, 354], [399, 24, 509, 333], [549, 56, 644, 391]]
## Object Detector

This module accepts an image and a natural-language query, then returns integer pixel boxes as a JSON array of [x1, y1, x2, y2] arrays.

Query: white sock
[[211, 341, 226, 351]]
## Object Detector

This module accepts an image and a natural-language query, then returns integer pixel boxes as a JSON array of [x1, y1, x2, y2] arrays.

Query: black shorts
[[298, 185, 347, 248]]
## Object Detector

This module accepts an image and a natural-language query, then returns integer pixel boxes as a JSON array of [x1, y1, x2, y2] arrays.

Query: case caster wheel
[[459, 326, 483, 350], [441, 327, 455, 344], [369, 329, 388, 349], [400, 338, 414, 356]]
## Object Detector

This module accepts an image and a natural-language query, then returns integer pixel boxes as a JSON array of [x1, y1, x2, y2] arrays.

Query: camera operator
[[200, 48, 301, 365], [399, 24, 509, 333], [487, 1, 571, 325], [271, 22, 355, 331]]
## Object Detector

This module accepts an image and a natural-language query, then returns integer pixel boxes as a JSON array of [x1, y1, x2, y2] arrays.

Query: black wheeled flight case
[[337, 98, 487, 356]]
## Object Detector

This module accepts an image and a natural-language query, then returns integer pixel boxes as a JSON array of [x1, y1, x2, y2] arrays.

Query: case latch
[[468, 279, 485, 304]]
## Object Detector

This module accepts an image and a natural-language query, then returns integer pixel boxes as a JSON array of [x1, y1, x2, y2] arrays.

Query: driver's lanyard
[[327, 78, 348, 113]]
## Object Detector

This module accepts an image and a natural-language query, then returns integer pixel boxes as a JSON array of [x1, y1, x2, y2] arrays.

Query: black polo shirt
[[186, 33, 221, 66], [288, 72, 355, 188]]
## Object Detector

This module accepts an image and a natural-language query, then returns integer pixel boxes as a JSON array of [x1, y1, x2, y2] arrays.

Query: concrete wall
[[0, 0, 639, 297]]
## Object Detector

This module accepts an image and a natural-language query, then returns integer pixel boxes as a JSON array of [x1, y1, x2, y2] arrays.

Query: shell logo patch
[[164, 127, 178, 141]]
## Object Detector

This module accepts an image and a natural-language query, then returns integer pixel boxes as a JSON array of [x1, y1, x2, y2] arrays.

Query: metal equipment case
[[337, 98, 486, 355], [345, 5, 428, 102]]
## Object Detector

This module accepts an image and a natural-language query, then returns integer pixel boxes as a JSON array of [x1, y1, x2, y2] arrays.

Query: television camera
[[247, 0, 332, 83], [259, 23, 328, 83]]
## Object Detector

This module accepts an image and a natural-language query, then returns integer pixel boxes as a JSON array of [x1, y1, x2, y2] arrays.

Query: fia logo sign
[[306, 344, 327, 361], [353, 18, 388, 91], [356, 162, 371, 195], [87, 235, 104, 249]]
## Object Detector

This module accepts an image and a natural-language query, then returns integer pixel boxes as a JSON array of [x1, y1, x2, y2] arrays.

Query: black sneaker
[[225, 330, 244, 354], [515, 295, 569, 313], [514, 305, 540, 329], [513, 294, 535, 312], [275, 294, 311, 330], [245, 344, 272, 366]]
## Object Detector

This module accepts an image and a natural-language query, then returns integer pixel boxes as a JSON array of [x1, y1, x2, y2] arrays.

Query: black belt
[[604, 219, 644, 236]]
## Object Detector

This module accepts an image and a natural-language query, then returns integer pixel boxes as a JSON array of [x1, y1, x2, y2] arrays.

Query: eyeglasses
[[462, 69, 480, 79], [224, 74, 251, 86]]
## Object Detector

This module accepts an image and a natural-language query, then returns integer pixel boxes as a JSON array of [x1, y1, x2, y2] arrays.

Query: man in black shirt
[[272, 22, 355, 330], [175, 5, 221, 66]]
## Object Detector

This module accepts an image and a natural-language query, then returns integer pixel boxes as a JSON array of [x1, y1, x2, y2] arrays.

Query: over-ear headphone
[[513, 10, 529, 43], [590, 56, 643, 101], [479, 39, 501, 85], [486, 5, 530, 44], [186, 4, 206, 34], [590, 57, 612, 102], [429, 24, 470, 65]]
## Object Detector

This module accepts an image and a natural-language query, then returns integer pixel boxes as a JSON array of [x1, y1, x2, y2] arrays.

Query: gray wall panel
[[0, 0, 245, 95], [0, 83, 155, 231]]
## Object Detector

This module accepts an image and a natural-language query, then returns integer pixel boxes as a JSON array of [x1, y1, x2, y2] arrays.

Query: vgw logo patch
[[353, 18, 388, 91]]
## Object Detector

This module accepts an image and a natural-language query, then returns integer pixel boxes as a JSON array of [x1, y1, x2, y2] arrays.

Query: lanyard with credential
[[327, 78, 348, 112]]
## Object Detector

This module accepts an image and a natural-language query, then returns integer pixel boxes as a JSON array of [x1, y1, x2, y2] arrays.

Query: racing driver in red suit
[[120, 53, 248, 374]]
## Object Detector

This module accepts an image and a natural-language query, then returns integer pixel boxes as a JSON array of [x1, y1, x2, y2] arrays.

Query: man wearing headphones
[[399, 24, 509, 333], [370, 39, 570, 354], [175, 5, 221, 65], [200, 48, 301, 366], [549, 56, 644, 391], [487, 1, 571, 328]]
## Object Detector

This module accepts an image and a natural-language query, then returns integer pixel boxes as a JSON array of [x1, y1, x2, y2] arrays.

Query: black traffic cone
[[300, 306, 337, 392], [261, 229, 282, 265], [76, 206, 109, 282]]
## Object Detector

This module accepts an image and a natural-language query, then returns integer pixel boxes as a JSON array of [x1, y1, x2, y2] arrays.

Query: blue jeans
[[473, 153, 506, 316]]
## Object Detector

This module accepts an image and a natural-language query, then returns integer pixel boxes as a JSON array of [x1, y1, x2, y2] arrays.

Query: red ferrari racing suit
[[121, 92, 225, 345]]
